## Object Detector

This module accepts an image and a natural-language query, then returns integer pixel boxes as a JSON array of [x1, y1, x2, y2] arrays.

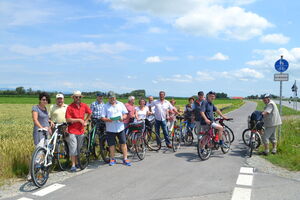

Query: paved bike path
[[5, 101, 300, 200]]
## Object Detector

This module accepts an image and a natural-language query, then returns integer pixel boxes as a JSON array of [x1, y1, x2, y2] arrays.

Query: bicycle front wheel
[[242, 129, 251, 146], [31, 147, 49, 188], [197, 135, 212, 160], [221, 129, 231, 154], [99, 135, 110, 163], [172, 128, 181, 152], [92, 133, 101, 160], [56, 139, 71, 171], [224, 125, 234, 143], [135, 134, 146, 160], [184, 128, 194, 146], [145, 130, 161, 151], [78, 136, 89, 170]]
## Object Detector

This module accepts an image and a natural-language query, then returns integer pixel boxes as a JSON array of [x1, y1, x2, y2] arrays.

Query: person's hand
[[50, 121, 55, 128], [84, 121, 88, 126], [222, 116, 229, 120], [205, 119, 211, 125], [78, 119, 85, 125]]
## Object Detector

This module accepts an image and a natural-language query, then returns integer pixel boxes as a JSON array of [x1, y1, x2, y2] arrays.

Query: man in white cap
[[66, 91, 92, 172], [49, 93, 68, 123], [261, 93, 282, 155]]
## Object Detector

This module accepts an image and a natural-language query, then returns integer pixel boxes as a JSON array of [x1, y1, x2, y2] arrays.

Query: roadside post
[[274, 55, 289, 143]]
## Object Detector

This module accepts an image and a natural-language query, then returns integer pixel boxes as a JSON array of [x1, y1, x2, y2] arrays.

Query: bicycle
[[144, 116, 162, 151], [197, 118, 231, 160], [176, 115, 194, 146], [30, 123, 70, 188], [242, 121, 263, 157], [78, 119, 106, 169]]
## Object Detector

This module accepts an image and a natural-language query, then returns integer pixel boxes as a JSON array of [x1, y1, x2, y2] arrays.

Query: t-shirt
[[32, 105, 49, 128], [49, 104, 68, 123], [263, 100, 282, 127], [150, 100, 173, 121], [193, 99, 204, 121], [124, 103, 136, 124], [101, 101, 128, 133], [65, 103, 92, 135], [135, 106, 149, 120], [184, 104, 194, 121], [200, 100, 217, 125]]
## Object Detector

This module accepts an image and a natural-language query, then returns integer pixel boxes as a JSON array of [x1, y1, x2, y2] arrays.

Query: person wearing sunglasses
[[66, 91, 92, 172], [32, 92, 53, 147]]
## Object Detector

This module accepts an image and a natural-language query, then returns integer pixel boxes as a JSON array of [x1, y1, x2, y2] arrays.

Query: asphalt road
[[274, 100, 299, 111], [4, 101, 300, 200]]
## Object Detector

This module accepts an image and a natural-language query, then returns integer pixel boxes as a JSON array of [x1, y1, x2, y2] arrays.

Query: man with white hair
[[124, 96, 136, 128], [261, 94, 282, 155], [49, 93, 68, 123]]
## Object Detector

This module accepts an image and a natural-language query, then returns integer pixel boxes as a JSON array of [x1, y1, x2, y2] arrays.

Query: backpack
[[250, 111, 263, 121], [248, 111, 264, 130]]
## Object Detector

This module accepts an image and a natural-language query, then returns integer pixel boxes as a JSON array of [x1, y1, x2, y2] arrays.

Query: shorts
[[195, 121, 210, 134], [107, 130, 126, 146], [262, 126, 277, 144], [66, 133, 85, 156]]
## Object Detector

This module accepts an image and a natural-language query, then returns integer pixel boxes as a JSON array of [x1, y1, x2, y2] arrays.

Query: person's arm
[[200, 111, 211, 125], [135, 108, 140, 121], [32, 111, 44, 128], [65, 107, 85, 125], [216, 109, 228, 119], [262, 104, 272, 116]]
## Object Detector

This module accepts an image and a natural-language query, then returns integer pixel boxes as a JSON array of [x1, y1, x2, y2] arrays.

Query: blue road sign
[[275, 58, 289, 72]]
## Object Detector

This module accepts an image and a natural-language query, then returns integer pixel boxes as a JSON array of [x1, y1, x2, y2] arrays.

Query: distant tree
[[216, 92, 228, 99], [15, 86, 25, 95]]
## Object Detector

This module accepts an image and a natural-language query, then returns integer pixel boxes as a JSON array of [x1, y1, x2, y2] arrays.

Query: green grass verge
[[255, 100, 300, 171]]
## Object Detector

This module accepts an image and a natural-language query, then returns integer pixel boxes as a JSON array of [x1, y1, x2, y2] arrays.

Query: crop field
[[0, 96, 244, 184]]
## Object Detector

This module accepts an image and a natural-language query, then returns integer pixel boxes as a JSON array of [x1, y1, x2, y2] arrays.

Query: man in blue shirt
[[90, 93, 105, 130], [200, 91, 228, 147]]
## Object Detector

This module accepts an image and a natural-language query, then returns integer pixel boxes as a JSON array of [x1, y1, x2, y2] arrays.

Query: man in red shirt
[[66, 91, 92, 172], [123, 96, 136, 127]]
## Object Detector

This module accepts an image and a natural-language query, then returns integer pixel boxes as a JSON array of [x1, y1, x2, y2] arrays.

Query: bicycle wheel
[[145, 129, 161, 151], [99, 135, 110, 163], [197, 135, 212, 160], [221, 130, 231, 154], [78, 136, 89, 170], [224, 125, 234, 143], [56, 139, 71, 171], [92, 133, 101, 160], [184, 128, 194, 146], [172, 128, 181, 152], [31, 147, 49, 188], [242, 129, 251, 146], [135, 134, 146, 160]]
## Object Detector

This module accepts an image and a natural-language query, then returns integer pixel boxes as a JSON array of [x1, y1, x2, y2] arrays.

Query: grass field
[[0, 96, 244, 184], [254, 100, 300, 171]]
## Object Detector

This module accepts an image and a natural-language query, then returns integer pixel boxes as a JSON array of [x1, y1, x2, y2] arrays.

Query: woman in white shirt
[[135, 98, 151, 121]]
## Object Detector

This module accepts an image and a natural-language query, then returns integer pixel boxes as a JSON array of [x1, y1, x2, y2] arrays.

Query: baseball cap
[[262, 93, 271, 98], [108, 91, 116, 98], [207, 91, 216, 95], [56, 93, 64, 99], [96, 92, 103, 97]]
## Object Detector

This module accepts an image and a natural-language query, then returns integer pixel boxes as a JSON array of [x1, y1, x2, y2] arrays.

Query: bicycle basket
[[128, 121, 145, 132], [145, 118, 155, 127]]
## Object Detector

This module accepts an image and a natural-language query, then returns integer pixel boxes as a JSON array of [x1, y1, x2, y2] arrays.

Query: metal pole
[[278, 73, 283, 143]]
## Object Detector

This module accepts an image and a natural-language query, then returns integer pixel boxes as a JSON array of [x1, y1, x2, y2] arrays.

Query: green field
[[0, 96, 244, 184]]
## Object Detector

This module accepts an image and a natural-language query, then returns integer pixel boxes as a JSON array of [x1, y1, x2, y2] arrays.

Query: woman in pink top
[[167, 99, 180, 132], [124, 96, 136, 127]]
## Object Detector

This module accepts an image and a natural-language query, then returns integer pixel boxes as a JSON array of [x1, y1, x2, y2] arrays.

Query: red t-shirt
[[66, 102, 92, 135]]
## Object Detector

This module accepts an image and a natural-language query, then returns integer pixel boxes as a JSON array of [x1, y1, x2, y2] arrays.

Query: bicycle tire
[[135, 134, 146, 160], [242, 128, 251, 146], [145, 129, 161, 151], [221, 130, 231, 154], [78, 136, 89, 170], [172, 128, 181, 152], [56, 139, 71, 171], [224, 125, 234, 143], [92, 133, 101, 160], [197, 135, 212, 160], [31, 147, 49, 188], [184, 128, 194, 146], [99, 135, 110, 163]]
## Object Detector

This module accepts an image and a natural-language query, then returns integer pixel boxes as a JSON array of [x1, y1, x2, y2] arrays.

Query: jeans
[[155, 119, 170, 145]]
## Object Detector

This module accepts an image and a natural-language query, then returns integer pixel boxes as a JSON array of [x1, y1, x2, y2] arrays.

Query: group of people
[[30, 89, 281, 177]]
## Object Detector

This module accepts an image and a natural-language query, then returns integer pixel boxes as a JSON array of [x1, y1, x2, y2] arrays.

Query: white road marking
[[240, 167, 254, 174], [236, 174, 253, 186], [32, 183, 65, 197], [17, 198, 33, 200], [231, 187, 251, 200]]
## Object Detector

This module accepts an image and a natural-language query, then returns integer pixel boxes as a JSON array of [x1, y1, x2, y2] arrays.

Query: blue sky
[[1, 0, 299, 97]]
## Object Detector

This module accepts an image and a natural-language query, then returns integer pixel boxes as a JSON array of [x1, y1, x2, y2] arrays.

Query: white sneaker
[[27, 174, 32, 182], [271, 149, 277, 154]]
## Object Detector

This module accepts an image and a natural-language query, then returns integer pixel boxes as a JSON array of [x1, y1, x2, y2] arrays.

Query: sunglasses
[[74, 96, 82, 99], [41, 98, 48, 101]]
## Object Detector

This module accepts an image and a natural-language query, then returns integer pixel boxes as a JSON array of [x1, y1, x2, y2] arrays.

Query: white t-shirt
[[150, 100, 173, 121], [135, 106, 149, 120], [101, 101, 128, 133]]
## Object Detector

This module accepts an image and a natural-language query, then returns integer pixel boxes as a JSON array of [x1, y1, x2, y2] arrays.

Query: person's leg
[[262, 127, 272, 154], [117, 130, 128, 160], [212, 123, 223, 143], [155, 120, 161, 144], [107, 132, 116, 160], [161, 120, 171, 145], [269, 127, 277, 154], [66, 134, 77, 171], [75, 134, 85, 167]]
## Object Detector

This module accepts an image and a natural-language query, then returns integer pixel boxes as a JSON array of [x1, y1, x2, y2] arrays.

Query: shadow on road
[[19, 181, 39, 193]]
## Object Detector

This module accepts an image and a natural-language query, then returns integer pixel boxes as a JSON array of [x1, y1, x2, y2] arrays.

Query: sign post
[[274, 55, 289, 143], [291, 80, 298, 110]]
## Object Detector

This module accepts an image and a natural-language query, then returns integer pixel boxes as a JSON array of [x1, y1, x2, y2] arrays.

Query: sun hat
[[72, 90, 83, 97]]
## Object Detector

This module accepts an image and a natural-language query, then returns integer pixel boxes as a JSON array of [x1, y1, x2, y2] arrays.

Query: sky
[[0, 0, 300, 97]]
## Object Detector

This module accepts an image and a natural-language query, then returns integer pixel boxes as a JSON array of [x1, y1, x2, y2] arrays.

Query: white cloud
[[148, 27, 166, 33], [127, 75, 137, 79], [159, 74, 193, 83], [9, 42, 134, 56], [145, 56, 162, 63], [260, 34, 290, 45], [231, 67, 264, 80], [195, 71, 215, 81], [102, 0, 272, 40], [209, 52, 229, 61]]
